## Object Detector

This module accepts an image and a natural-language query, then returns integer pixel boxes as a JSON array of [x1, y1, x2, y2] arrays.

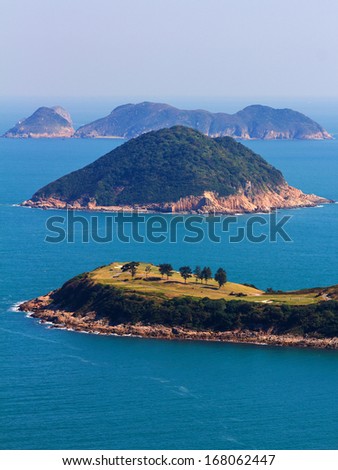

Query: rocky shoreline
[[19, 295, 338, 350], [4, 131, 74, 138], [22, 185, 333, 214]]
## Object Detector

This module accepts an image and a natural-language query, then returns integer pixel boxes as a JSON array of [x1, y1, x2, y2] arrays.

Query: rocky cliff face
[[74, 102, 332, 140], [3, 106, 75, 138], [22, 184, 331, 214], [153, 185, 331, 213]]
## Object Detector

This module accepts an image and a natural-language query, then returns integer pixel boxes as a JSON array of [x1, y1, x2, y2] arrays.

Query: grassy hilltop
[[90, 262, 324, 306]]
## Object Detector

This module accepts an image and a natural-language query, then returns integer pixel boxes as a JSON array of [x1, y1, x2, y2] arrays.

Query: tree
[[179, 266, 192, 284], [121, 261, 139, 279], [158, 263, 173, 280], [201, 266, 212, 284], [193, 266, 202, 283], [214, 268, 227, 289], [145, 265, 151, 278]]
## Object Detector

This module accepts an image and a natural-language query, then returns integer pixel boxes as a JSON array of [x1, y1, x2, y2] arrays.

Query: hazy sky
[[2, 0, 338, 100]]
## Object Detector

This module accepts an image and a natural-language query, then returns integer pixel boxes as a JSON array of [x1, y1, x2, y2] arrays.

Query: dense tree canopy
[[32, 126, 285, 206]]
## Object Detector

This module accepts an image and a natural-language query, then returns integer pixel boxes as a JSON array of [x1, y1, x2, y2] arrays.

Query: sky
[[1, 0, 338, 102]]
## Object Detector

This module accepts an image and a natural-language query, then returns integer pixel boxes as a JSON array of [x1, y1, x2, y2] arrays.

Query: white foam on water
[[8, 301, 27, 312]]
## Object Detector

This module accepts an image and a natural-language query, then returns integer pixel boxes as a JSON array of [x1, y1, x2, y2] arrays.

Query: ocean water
[[0, 122, 338, 449]]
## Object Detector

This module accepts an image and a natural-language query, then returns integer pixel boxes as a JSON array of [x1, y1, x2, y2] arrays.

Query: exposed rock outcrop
[[22, 185, 332, 214], [19, 294, 338, 350]]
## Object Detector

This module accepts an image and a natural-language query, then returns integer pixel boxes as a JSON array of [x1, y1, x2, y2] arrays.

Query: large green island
[[20, 262, 338, 349], [22, 126, 332, 214]]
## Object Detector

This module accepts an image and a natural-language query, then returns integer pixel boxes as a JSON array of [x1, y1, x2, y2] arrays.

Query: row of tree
[[121, 262, 227, 289], [191, 265, 227, 289]]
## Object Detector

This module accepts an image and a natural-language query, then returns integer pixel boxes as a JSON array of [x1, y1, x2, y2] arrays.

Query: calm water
[[0, 129, 338, 449]]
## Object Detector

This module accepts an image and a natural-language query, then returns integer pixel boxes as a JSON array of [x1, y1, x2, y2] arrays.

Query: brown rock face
[[22, 184, 332, 214]]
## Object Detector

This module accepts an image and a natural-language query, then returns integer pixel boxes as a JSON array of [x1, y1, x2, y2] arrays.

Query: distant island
[[3, 102, 332, 140], [3, 106, 75, 138], [22, 126, 332, 213], [19, 261, 338, 349], [74, 102, 332, 140]]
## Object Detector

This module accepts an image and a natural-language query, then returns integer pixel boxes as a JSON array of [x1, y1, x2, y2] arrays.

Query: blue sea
[[0, 101, 338, 449]]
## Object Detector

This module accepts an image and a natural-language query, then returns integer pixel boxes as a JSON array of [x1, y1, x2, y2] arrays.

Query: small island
[[3, 106, 75, 138], [22, 126, 332, 214], [19, 261, 338, 349]]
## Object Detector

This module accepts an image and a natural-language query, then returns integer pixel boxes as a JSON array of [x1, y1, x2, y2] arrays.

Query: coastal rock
[[22, 185, 331, 214], [19, 293, 338, 350]]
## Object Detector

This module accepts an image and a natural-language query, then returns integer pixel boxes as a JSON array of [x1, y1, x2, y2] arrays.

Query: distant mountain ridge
[[74, 102, 332, 140], [22, 126, 331, 214], [3, 106, 75, 138], [3, 102, 332, 140]]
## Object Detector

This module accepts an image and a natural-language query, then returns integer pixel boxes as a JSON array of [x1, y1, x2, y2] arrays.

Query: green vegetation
[[193, 266, 202, 283], [201, 267, 212, 284], [32, 126, 285, 206], [49, 262, 338, 339], [215, 268, 227, 289], [121, 261, 139, 279], [158, 263, 174, 280], [179, 266, 192, 283]]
